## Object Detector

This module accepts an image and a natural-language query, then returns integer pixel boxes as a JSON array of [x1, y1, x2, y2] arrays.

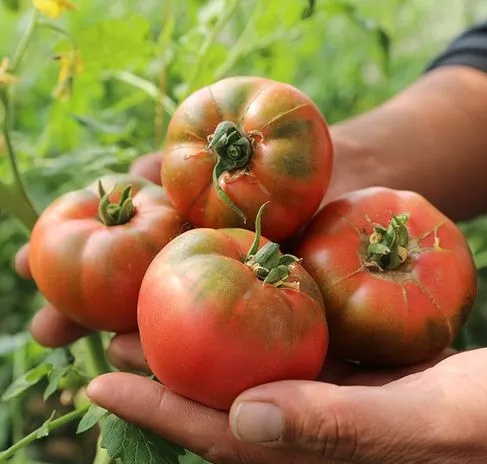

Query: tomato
[[129, 151, 163, 185], [137, 213, 328, 411], [296, 187, 477, 366], [29, 174, 188, 333], [161, 76, 333, 242]]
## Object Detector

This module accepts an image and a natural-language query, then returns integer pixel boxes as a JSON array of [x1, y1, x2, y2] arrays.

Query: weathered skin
[[29, 174, 188, 333], [161, 76, 333, 242], [138, 227, 329, 411], [296, 187, 478, 366]]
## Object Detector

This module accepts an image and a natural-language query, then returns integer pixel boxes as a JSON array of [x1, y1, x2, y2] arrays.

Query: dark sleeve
[[426, 19, 487, 73]]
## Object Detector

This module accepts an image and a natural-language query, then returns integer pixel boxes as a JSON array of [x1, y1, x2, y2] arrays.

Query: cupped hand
[[85, 346, 487, 464], [19, 244, 483, 464]]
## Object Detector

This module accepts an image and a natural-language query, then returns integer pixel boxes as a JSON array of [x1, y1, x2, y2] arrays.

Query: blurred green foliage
[[1, 0, 487, 462]]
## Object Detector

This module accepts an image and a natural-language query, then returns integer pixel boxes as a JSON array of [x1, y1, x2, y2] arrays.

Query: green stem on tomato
[[97, 182, 136, 226], [0, 404, 90, 463], [244, 203, 300, 288], [184, 0, 240, 98], [366, 214, 410, 271], [208, 120, 254, 222]]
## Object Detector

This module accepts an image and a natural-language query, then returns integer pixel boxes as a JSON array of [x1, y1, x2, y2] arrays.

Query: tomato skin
[[161, 76, 333, 242], [296, 187, 477, 366], [29, 174, 188, 333], [138, 228, 328, 411]]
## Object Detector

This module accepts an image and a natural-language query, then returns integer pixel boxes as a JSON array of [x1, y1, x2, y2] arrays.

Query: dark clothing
[[427, 20, 487, 73]]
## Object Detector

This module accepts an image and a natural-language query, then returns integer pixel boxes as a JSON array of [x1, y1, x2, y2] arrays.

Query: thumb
[[228, 380, 427, 463]]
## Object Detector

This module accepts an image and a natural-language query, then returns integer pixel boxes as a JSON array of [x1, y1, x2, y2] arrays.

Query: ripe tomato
[[29, 174, 188, 333], [129, 151, 163, 185], [138, 220, 328, 411], [161, 76, 333, 242], [296, 187, 477, 366]]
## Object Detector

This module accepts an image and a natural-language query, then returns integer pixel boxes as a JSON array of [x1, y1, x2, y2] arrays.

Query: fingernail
[[231, 402, 283, 443]]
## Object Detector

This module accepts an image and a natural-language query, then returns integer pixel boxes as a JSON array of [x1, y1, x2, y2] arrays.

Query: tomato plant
[[296, 187, 478, 366], [161, 76, 334, 242], [138, 206, 329, 410], [29, 173, 188, 333]]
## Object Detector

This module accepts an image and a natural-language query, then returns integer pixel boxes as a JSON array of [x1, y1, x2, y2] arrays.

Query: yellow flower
[[52, 51, 83, 101], [32, 0, 76, 19], [0, 58, 17, 87]]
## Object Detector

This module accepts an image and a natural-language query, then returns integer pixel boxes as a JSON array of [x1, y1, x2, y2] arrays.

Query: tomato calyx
[[208, 121, 254, 223], [244, 203, 301, 288], [365, 214, 409, 271], [97, 181, 136, 226]]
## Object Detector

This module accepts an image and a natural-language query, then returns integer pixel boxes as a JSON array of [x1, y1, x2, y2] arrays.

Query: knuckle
[[287, 398, 360, 461]]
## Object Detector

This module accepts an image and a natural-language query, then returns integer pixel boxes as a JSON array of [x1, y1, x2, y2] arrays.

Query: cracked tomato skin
[[296, 187, 477, 366], [161, 76, 333, 242], [29, 174, 188, 333], [137, 227, 329, 411]]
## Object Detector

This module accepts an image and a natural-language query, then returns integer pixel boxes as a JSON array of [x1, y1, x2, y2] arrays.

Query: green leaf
[[278, 254, 300, 266], [390, 215, 409, 247], [70, 113, 136, 136], [44, 348, 74, 369], [1, 363, 52, 401], [368, 243, 390, 256], [0, 404, 10, 449], [43, 366, 71, 400], [101, 414, 185, 464], [73, 16, 155, 74], [0, 333, 30, 357], [77, 404, 108, 434], [36, 411, 56, 439], [2, 348, 73, 401], [2, 0, 20, 11]]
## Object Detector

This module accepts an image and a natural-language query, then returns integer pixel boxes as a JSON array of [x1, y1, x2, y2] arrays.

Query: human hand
[[17, 150, 486, 464], [81, 344, 484, 464], [19, 231, 482, 464]]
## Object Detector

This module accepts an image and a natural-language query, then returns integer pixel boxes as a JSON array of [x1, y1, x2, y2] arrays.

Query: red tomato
[[129, 151, 163, 185], [138, 226, 328, 411], [29, 174, 188, 333], [161, 76, 333, 242], [296, 187, 477, 366]]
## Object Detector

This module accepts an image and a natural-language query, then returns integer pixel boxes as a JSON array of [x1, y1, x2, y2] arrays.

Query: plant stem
[[10, 348, 26, 464], [36, 20, 77, 50], [0, 90, 39, 224], [0, 404, 90, 463], [82, 333, 112, 379], [214, 4, 261, 80], [92, 433, 113, 464], [109, 70, 177, 115], [11, 9, 38, 71], [184, 0, 240, 98]]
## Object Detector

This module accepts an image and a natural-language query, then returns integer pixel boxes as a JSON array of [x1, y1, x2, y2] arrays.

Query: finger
[[30, 305, 91, 347], [129, 152, 163, 185], [321, 348, 458, 386], [86, 373, 332, 464], [229, 379, 432, 463], [15, 243, 32, 279], [107, 333, 150, 373]]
